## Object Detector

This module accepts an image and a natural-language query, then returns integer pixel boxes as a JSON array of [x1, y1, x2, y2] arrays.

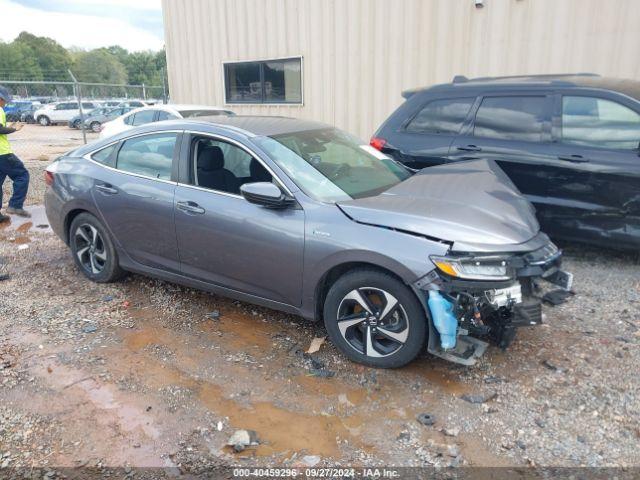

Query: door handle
[[95, 183, 118, 195], [177, 201, 205, 215], [558, 155, 589, 163], [456, 145, 482, 152]]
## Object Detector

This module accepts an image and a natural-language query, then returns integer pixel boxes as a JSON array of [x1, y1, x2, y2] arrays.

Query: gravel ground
[[0, 206, 638, 475]]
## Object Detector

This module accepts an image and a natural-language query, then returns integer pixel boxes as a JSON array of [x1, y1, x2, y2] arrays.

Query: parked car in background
[[34, 101, 100, 126], [5, 101, 41, 121], [118, 100, 147, 108], [372, 74, 640, 250], [82, 106, 134, 132], [99, 104, 234, 139], [68, 106, 108, 129], [20, 104, 41, 124], [45, 116, 571, 368]]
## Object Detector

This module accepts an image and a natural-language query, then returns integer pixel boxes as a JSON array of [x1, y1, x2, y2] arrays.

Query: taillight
[[44, 171, 54, 186], [370, 136, 387, 151]]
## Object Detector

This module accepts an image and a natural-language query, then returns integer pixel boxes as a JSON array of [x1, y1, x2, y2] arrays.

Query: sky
[[0, 0, 164, 52]]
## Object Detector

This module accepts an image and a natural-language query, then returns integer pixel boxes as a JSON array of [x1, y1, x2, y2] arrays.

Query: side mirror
[[240, 182, 295, 209]]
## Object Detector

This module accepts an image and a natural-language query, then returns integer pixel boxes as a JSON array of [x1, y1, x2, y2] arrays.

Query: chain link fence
[[1, 77, 165, 207]]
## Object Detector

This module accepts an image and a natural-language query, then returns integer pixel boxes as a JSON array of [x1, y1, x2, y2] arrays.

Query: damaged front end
[[415, 240, 572, 366]]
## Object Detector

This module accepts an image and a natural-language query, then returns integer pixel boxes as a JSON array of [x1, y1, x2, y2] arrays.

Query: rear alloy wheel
[[69, 213, 125, 283], [324, 269, 427, 368], [38, 116, 51, 126], [90, 121, 101, 133]]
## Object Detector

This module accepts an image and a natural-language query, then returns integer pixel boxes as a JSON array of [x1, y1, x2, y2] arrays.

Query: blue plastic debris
[[427, 291, 458, 350]]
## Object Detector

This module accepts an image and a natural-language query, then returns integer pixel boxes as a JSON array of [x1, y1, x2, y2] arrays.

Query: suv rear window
[[405, 98, 474, 134], [473, 96, 550, 142]]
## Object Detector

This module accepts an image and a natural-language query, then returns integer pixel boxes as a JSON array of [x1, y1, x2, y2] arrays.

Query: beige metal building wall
[[162, 0, 640, 139]]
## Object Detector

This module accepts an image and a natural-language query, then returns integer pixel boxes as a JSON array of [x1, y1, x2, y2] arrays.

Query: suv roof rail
[[466, 73, 600, 82], [452, 75, 469, 83]]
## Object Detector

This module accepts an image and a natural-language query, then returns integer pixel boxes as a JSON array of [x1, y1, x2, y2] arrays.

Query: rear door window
[[132, 110, 156, 126], [473, 96, 550, 142], [561, 96, 640, 150], [157, 111, 179, 121], [115, 133, 177, 180], [405, 98, 474, 134]]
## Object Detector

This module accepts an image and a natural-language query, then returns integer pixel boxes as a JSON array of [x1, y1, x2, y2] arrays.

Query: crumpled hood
[[337, 159, 540, 252]]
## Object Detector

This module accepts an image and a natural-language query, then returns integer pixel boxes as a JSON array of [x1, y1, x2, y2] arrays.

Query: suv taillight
[[370, 136, 387, 151], [44, 171, 54, 186]]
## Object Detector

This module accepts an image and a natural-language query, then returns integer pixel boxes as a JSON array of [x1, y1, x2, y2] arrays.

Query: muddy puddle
[[0, 205, 52, 245], [60, 286, 505, 464]]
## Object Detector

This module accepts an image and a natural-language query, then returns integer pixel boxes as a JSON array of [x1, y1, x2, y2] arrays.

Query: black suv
[[371, 74, 640, 250]]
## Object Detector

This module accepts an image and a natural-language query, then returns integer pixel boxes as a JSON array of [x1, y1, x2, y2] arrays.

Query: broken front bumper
[[415, 243, 572, 365]]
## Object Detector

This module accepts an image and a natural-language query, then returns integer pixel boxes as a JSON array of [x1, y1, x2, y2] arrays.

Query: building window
[[224, 57, 302, 104]]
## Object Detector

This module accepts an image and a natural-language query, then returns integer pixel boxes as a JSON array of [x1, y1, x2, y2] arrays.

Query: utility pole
[[68, 70, 87, 145]]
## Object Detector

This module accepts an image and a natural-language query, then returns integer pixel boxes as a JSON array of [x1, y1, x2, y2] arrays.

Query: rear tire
[[324, 269, 427, 368], [90, 121, 101, 133], [69, 213, 125, 283]]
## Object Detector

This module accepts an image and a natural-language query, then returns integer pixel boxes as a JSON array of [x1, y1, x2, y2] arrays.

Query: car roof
[[404, 74, 640, 101], [132, 104, 228, 112], [188, 115, 333, 136]]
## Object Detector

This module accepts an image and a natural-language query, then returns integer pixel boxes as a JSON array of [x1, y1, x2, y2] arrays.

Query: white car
[[99, 104, 235, 139], [34, 101, 100, 126]]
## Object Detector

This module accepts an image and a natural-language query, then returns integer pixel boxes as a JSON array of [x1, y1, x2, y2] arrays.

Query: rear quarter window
[[405, 98, 475, 134]]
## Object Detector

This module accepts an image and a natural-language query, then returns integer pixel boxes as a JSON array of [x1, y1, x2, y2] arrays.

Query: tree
[[14, 31, 71, 81], [73, 49, 127, 85], [125, 51, 162, 85], [0, 42, 42, 81]]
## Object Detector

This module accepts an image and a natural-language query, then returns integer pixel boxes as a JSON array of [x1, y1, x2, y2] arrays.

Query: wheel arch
[[312, 256, 419, 323], [63, 207, 102, 244]]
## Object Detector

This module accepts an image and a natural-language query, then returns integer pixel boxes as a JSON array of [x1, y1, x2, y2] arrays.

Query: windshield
[[255, 128, 410, 202]]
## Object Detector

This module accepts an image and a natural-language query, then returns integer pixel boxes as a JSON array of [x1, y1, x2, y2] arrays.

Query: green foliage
[[0, 32, 167, 98], [0, 41, 43, 81], [74, 49, 128, 84], [15, 32, 72, 79]]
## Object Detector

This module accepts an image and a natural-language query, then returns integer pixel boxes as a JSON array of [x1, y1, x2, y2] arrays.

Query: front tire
[[69, 213, 125, 283], [38, 115, 51, 126], [324, 269, 427, 368], [90, 121, 101, 133]]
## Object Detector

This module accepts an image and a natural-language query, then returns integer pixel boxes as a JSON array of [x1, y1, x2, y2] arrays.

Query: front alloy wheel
[[337, 288, 409, 357], [324, 269, 427, 368]]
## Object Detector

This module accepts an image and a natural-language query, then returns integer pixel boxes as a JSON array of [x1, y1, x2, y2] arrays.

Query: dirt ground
[[0, 206, 639, 476], [0, 131, 639, 475]]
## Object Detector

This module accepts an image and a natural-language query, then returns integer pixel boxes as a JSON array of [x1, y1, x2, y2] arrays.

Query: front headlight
[[430, 255, 511, 281]]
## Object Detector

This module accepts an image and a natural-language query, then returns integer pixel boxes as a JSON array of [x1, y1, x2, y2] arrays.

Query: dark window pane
[[225, 62, 261, 103], [116, 133, 177, 180], [406, 98, 474, 134], [91, 144, 116, 165], [157, 111, 179, 121], [474, 96, 549, 142], [179, 109, 227, 118], [562, 96, 640, 150], [132, 110, 156, 126], [193, 138, 257, 194], [123, 113, 135, 125], [264, 58, 302, 103]]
